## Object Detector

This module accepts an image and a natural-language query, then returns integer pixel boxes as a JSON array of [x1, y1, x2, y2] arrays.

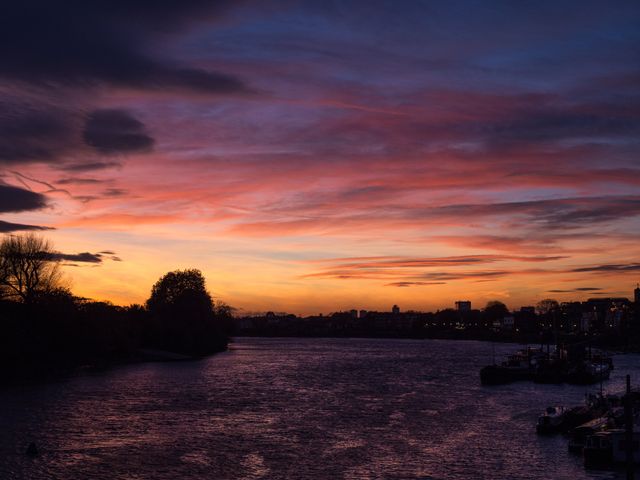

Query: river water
[[1, 337, 638, 479]]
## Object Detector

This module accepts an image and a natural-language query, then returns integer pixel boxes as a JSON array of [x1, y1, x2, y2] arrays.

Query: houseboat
[[583, 429, 640, 468]]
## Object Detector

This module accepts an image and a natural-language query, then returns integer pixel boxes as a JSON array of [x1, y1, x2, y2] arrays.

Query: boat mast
[[492, 341, 496, 365], [624, 374, 634, 479]]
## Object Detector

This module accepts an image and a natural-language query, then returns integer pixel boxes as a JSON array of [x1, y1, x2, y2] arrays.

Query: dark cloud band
[[0, 184, 47, 213], [0, 220, 53, 233], [83, 109, 154, 154], [0, 1, 248, 94]]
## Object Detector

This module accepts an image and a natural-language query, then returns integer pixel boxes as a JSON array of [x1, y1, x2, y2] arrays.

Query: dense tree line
[[0, 234, 231, 382]]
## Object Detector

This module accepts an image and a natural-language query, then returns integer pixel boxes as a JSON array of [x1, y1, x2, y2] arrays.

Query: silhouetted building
[[392, 304, 400, 315], [491, 315, 514, 332], [514, 308, 537, 333], [635, 284, 640, 304], [581, 312, 595, 332], [350, 309, 358, 318], [455, 301, 471, 312], [558, 302, 581, 332]]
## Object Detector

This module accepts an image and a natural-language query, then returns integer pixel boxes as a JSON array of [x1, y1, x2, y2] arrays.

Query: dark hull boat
[[480, 364, 533, 385], [537, 397, 608, 436], [534, 360, 566, 384], [565, 362, 611, 385], [536, 406, 566, 434], [480, 347, 543, 385]]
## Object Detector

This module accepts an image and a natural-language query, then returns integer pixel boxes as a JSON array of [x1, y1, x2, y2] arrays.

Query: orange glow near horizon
[[1, 3, 639, 315]]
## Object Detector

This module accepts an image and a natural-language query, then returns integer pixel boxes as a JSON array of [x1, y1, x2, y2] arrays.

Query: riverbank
[[238, 330, 640, 353], [0, 344, 228, 387]]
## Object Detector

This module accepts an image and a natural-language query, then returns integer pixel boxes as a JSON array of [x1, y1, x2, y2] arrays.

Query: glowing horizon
[[2, 2, 640, 315]]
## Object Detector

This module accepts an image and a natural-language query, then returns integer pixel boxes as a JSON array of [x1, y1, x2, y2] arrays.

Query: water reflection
[[0, 338, 634, 479]]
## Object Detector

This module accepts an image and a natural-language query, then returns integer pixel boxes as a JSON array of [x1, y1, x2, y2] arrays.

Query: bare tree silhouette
[[0, 233, 62, 303]]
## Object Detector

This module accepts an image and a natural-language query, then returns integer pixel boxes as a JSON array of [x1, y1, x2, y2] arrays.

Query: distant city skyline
[[1, 1, 639, 315]]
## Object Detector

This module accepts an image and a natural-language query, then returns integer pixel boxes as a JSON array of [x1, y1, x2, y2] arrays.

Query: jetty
[[536, 375, 640, 473]]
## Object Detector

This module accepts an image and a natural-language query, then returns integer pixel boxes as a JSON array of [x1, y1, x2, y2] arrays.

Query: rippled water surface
[[2, 337, 639, 479]]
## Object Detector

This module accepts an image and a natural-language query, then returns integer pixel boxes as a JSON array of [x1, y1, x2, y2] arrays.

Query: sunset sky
[[1, 1, 639, 315]]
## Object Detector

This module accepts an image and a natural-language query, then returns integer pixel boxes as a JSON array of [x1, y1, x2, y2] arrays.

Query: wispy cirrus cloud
[[547, 287, 603, 293], [306, 255, 565, 270], [303, 255, 560, 286], [61, 213, 180, 228], [386, 281, 447, 287], [56, 177, 108, 186], [429, 233, 621, 254], [226, 194, 640, 238], [56, 162, 122, 172], [570, 263, 640, 273]]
